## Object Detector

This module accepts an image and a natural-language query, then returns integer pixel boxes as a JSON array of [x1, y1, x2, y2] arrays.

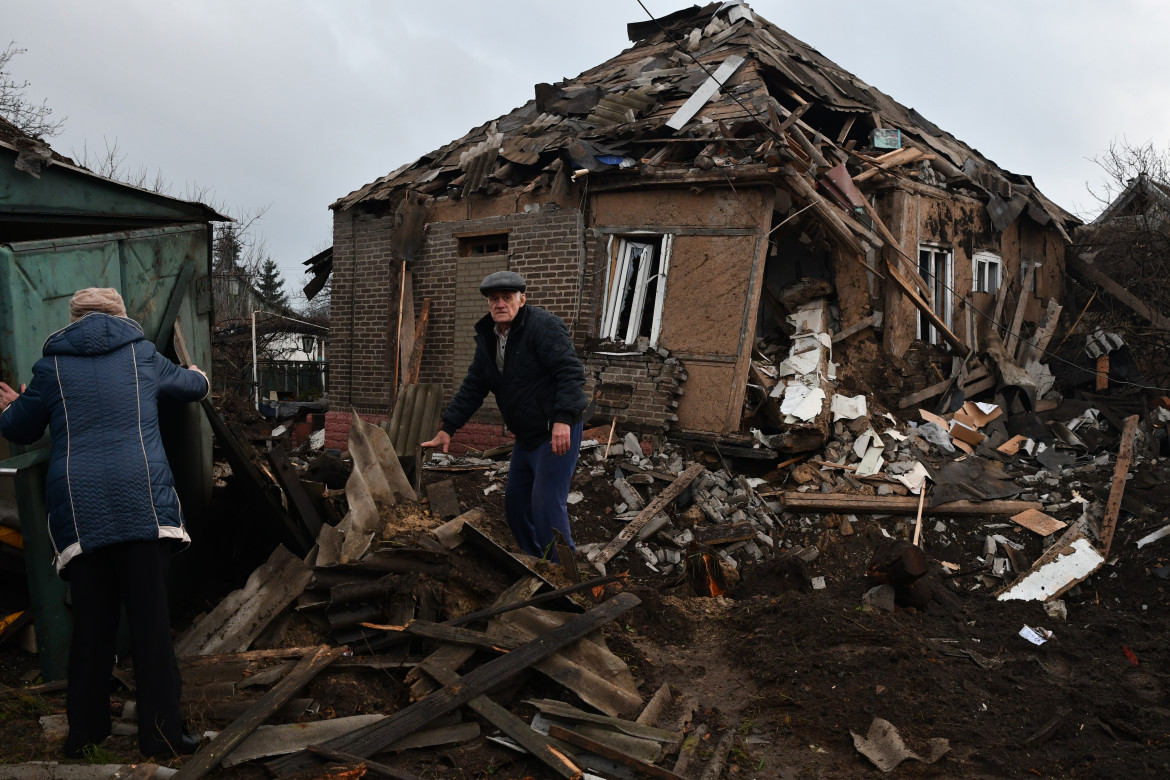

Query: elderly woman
[[0, 288, 209, 759]]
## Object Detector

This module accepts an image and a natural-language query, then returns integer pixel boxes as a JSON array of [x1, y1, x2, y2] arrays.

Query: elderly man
[[0, 288, 208, 760], [423, 271, 587, 561]]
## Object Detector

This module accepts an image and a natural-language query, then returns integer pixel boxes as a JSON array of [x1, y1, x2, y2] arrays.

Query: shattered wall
[[586, 187, 773, 435], [584, 350, 687, 432], [876, 184, 1065, 357]]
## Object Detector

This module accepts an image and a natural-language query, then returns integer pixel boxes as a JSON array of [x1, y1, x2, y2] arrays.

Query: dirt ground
[[1, 413, 1169, 779]]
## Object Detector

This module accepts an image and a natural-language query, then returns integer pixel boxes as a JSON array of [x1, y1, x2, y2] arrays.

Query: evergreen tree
[[257, 258, 289, 309]]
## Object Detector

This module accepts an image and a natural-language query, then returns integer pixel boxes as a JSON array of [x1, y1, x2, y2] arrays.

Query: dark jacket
[[441, 305, 587, 449], [0, 313, 209, 572]]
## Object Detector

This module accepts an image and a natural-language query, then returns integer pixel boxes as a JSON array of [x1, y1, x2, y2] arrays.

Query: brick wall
[[584, 348, 687, 433], [323, 410, 389, 452], [330, 208, 398, 416]]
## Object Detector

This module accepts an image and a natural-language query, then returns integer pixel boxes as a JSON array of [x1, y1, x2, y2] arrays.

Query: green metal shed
[[0, 135, 228, 679]]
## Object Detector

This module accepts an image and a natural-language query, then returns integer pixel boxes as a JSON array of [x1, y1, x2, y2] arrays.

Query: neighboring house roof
[[0, 114, 229, 224], [1093, 173, 1170, 225], [334, 2, 1077, 240]]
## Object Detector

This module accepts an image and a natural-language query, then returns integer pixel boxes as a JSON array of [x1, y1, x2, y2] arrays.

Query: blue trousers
[[505, 421, 582, 561]]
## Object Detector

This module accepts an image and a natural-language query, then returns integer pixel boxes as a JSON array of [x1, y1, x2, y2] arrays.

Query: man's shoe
[[143, 732, 201, 759]]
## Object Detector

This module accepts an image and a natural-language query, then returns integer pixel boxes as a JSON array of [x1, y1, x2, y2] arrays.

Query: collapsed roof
[[333, 2, 1077, 241]]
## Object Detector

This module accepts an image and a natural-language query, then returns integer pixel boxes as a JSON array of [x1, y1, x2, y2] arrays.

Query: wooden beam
[[268, 443, 324, 538], [1068, 255, 1170, 331], [170, 645, 348, 780], [1099, 415, 1140, 559], [405, 297, 432, 385], [779, 493, 1041, 516], [831, 314, 875, 344], [266, 593, 642, 775], [590, 464, 705, 570]]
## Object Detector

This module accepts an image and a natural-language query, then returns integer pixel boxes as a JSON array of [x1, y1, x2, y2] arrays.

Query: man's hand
[[551, 422, 571, 456], [421, 430, 451, 453], [0, 382, 24, 413]]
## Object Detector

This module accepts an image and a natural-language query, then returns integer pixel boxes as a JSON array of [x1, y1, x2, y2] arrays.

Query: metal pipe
[[252, 309, 260, 411]]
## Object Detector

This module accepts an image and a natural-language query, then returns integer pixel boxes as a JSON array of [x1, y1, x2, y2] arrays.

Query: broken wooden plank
[[853, 146, 925, 183], [1100, 414, 1140, 558], [1010, 508, 1067, 537], [405, 297, 432, 385], [590, 464, 705, 571], [690, 522, 757, 546], [170, 644, 348, 780], [548, 724, 686, 780], [666, 55, 746, 130], [177, 646, 323, 667], [1016, 298, 1062, 365], [831, 314, 876, 344], [779, 493, 1041, 516], [996, 534, 1104, 602], [422, 663, 583, 780], [174, 545, 313, 657], [267, 592, 642, 775], [268, 443, 325, 538]]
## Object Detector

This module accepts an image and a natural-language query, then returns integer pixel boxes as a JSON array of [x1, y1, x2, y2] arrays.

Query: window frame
[[916, 243, 953, 345], [600, 233, 673, 346], [457, 231, 510, 257], [972, 251, 1002, 295]]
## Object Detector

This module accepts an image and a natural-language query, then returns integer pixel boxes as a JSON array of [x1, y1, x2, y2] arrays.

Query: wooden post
[[911, 482, 927, 546], [1099, 415, 1140, 559]]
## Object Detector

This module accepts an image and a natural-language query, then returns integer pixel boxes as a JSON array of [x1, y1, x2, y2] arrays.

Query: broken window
[[972, 251, 1001, 294], [917, 244, 952, 345], [458, 232, 509, 257], [600, 234, 673, 346]]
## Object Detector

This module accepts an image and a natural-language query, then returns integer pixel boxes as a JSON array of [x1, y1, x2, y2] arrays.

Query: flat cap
[[479, 270, 527, 296]]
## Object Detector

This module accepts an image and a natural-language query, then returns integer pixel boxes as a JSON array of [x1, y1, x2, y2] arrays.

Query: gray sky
[[7, 1, 1169, 293]]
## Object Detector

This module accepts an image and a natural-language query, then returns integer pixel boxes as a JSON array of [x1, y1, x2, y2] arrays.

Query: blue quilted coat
[[0, 313, 209, 572]]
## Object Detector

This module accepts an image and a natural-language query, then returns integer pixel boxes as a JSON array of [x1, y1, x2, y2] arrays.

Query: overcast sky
[[7, 1, 1170, 293]]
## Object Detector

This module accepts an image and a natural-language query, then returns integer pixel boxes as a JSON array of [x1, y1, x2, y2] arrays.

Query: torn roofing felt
[[331, 2, 1078, 240]]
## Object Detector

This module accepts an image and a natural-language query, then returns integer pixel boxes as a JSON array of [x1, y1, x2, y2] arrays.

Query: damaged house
[[1065, 172, 1170, 389], [324, 2, 1078, 455]]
